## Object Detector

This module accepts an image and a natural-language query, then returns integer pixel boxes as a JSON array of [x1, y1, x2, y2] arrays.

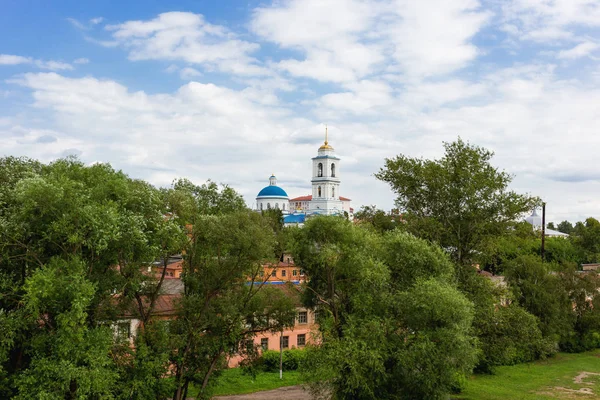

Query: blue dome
[[257, 185, 288, 198]]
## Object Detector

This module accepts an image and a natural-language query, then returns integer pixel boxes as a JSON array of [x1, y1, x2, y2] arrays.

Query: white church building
[[254, 129, 353, 225]]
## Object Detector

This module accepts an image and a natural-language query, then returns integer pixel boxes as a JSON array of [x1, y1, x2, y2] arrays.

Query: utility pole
[[541, 202, 546, 262], [279, 329, 283, 379]]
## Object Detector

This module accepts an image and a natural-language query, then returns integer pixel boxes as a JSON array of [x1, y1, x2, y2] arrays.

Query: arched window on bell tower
[[318, 186, 322, 197], [318, 163, 323, 177], [331, 163, 335, 177], [332, 187, 335, 198]]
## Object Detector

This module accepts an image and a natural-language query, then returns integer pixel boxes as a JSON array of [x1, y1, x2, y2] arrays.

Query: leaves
[[376, 138, 539, 265]]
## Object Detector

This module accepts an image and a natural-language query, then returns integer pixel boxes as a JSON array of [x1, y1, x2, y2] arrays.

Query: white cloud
[[106, 12, 267, 76], [0, 54, 73, 70], [558, 41, 599, 59], [3, 4, 600, 223], [67, 17, 88, 30], [502, 0, 600, 43], [0, 54, 32, 65], [90, 17, 104, 25], [179, 67, 202, 80], [251, 0, 490, 82], [34, 60, 73, 71], [74, 58, 90, 64]]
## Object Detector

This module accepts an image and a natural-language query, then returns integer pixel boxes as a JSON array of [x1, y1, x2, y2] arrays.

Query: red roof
[[289, 195, 352, 201], [290, 195, 312, 202]]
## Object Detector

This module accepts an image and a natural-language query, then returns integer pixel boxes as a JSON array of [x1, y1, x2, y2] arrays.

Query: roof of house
[[284, 214, 306, 224]]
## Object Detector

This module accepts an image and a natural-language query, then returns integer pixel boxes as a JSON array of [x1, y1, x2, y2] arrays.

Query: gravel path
[[213, 385, 311, 400]]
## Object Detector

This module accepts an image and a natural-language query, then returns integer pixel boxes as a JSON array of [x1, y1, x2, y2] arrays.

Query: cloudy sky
[[1, 0, 600, 223]]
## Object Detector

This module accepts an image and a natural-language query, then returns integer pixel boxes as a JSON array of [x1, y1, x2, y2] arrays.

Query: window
[[275, 203, 279, 209], [298, 311, 308, 324], [297, 334, 306, 347], [300, 269, 305, 276], [281, 269, 287, 277], [260, 203, 263, 210], [267, 203, 271, 209], [282, 203, 286, 211], [261, 338, 269, 351], [281, 336, 289, 349], [332, 187, 335, 198], [293, 269, 297, 276], [318, 186, 322, 197], [331, 163, 335, 177], [117, 321, 131, 340], [318, 163, 323, 177], [271, 270, 276, 277]]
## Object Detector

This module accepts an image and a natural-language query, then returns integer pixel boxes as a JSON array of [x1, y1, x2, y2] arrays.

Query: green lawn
[[456, 350, 600, 400], [209, 368, 305, 396], [207, 351, 600, 399]]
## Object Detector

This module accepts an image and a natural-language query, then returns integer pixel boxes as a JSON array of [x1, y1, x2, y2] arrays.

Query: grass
[[455, 350, 600, 400], [209, 368, 305, 397], [203, 350, 600, 398]]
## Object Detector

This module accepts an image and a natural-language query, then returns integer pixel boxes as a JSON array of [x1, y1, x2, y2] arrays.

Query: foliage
[[0, 156, 290, 400], [376, 138, 538, 265], [354, 205, 402, 233], [505, 255, 574, 340], [293, 217, 478, 399], [13, 258, 118, 399], [169, 211, 297, 400], [572, 217, 600, 263], [256, 349, 306, 372], [557, 220, 574, 234]]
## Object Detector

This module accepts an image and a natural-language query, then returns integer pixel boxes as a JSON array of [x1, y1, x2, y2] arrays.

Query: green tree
[[170, 211, 296, 400], [557, 220, 574, 235], [571, 218, 600, 263], [547, 222, 557, 230], [504, 255, 574, 340], [354, 205, 401, 233], [13, 258, 117, 399], [294, 217, 477, 399], [375, 138, 538, 265], [0, 157, 187, 397]]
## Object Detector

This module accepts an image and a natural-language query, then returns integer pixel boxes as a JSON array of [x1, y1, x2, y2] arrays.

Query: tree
[[571, 218, 600, 263], [293, 217, 477, 399], [557, 220, 574, 235], [504, 255, 574, 340], [354, 205, 401, 233], [170, 211, 296, 400], [547, 222, 556, 230], [13, 258, 117, 399], [375, 138, 538, 265], [0, 157, 187, 398]]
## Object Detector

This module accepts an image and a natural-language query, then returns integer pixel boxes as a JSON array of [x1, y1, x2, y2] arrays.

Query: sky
[[1, 0, 600, 223]]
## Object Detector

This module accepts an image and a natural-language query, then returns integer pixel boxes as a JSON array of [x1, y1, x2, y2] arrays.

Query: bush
[[283, 348, 306, 371], [254, 349, 307, 372]]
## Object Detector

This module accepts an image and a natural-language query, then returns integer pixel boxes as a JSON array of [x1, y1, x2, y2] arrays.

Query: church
[[255, 128, 353, 225]]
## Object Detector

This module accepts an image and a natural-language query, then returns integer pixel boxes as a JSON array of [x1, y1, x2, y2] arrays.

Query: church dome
[[257, 185, 288, 198], [256, 175, 289, 198]]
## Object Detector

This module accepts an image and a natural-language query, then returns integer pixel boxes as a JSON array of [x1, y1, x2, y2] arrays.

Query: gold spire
[[319, 124, 333, 150]]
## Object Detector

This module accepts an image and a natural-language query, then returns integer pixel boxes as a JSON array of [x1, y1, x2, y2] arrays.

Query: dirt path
[[213, 385, 311, 400]]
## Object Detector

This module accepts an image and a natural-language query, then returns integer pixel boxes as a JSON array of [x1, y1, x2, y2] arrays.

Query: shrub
[[254, 349, 307, 372]]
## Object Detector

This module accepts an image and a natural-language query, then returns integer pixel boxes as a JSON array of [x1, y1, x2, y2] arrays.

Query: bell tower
[[310, 126, 343, 215]]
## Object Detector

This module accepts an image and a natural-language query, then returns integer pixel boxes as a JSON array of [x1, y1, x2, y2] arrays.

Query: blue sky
[[1, 0, 600, 222]]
